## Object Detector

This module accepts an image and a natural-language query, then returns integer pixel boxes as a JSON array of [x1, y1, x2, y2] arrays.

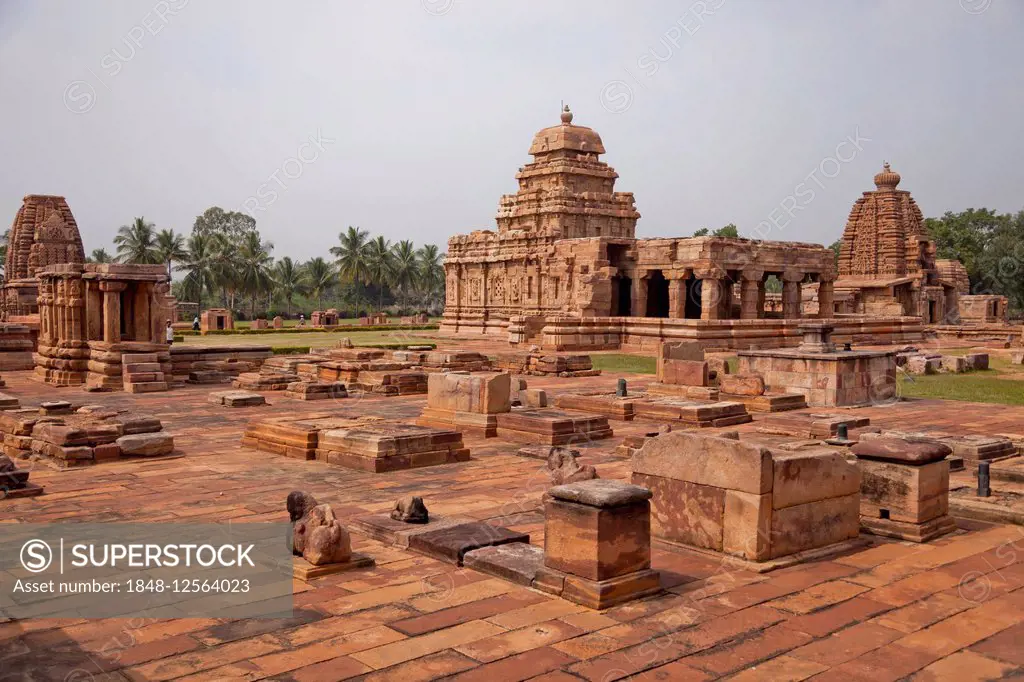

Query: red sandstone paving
[[3, 368, 1024, 680]]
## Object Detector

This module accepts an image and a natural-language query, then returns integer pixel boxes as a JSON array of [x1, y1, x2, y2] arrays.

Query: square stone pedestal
[[853, 436, 957, 542], [540, 479, 660, 609]]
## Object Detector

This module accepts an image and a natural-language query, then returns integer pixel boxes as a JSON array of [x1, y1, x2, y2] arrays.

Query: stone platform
[[241, 413, 382, 460], [315, 424, 470, 473], [495, 408, 613, 446], [632, 398, 753, 428]]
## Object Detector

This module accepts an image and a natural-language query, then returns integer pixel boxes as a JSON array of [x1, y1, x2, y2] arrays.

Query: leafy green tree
[[925, 208, 1009, 282], [238, 232, 274, 317], [181, 232, 222, 314], [303, 257, 335, 312], [273, 256, 307, 316], [390, 240, 418, 303], [416, 244, 445, 309], [155, 229, 188, 279], [714, 223, 739, 238], [114, 217, 161, 264], [192, 207, 257, 241], [364, 236, 395, 311], [330, 226, 370, 286], [88, 248, 113, 264], [828, 239, 842, 267], [692, 227, 709, 237]]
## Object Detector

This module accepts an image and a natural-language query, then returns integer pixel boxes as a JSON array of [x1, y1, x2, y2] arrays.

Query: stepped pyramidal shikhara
[[833, 163, 1007, 325]]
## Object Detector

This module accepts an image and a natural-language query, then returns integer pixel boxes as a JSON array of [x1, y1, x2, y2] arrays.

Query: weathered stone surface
[[293, 504, 351, 566], [907, 356, 939, 375], [719, 373, 766, 396], [965, 353, 989, 370], [424, 372, 511, 414], [408, 522, 529, 565], [548, 479, 651, 508], [771, 449, 861, 509], [209, 390, 266, 407], [391, 496, 429, 524], [940, 356, 969, 373], [546, 447, 597, 485], [463, 543, 543, 586], [544, 485, 652, 582], [859, 458, 949, 524], [632, 432, 773, 495], [287, 491, 319, 523], [522, 388, 548, 408], [116, 433, 174, 457], [723, 490, 772, 561], [852, 436, 952, 464], [632, 473, 725, 552], [769, 493, 860, 559]]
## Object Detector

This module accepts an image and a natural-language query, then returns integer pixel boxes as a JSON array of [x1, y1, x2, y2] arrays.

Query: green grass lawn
[[591, 354, 657, 374], [898, 370, 1024, 406]]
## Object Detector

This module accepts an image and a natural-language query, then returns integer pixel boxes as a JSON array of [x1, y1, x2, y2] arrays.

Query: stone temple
[[440, 108, 920, 351]]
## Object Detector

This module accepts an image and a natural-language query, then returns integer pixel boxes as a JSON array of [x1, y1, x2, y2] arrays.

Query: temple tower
[[495, 106, 640, 239]]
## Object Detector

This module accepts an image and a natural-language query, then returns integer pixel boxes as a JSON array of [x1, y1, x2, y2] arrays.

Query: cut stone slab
[[350, 514, 476, 549], [1, 482, 44, 499], [208, 390, 266, 407], [463, 543, 544, 587], [0, 393, 21, 411], [548, 479, 652, 508], [852, 436, 952, 464], [407, 521, 529, 565], [117, 433, 174, 457], [39, 401, 73, 416]]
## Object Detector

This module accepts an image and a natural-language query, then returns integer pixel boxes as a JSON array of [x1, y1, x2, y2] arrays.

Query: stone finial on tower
[[560, 104, 573, 125], [874, 161, 901, 190]]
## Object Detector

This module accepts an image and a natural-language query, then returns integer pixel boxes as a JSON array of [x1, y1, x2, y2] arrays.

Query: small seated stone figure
[[292, 503, 352, 566], [286, 490, 319, 555], [547, 446, 598, 485], [391, 496, 429, 524]]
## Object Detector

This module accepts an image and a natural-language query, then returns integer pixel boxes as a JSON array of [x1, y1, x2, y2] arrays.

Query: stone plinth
[[554, 392, 637, 421], [796, 322, 836, 353], [495, 408, 613, 446], [241, 414, 382, 460], [632, 399, 752, 428], [417, 372, 511, 437], [0, 324, 35, 370], [283, 381, 348, 401], [737, 347, 896, 408], [539, 480, 660, 609], [852, 436, 957, 542], [632, 432, 861, 568], [494, 352, 598, 377], [315, 424, 470, 473]]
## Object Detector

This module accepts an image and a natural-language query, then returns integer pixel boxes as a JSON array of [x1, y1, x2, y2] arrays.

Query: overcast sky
[[0, 0, 1020, 259]]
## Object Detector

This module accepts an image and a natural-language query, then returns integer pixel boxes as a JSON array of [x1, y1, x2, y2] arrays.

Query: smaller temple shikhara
[[440, 108, 1009, 350], [1, 195, 176, 390]]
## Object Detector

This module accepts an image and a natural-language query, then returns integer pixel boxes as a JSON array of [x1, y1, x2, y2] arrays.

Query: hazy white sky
[[0, 0, 1020, 259]]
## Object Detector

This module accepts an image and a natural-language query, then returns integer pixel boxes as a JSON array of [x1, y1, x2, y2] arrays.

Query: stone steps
[[123, 352, 170, 393]]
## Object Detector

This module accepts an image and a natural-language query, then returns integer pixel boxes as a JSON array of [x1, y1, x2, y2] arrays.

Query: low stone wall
[[169, 345, 273, 382]]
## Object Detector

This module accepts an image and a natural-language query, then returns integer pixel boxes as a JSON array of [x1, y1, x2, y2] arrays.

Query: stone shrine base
[[495, 408, 613, 445]]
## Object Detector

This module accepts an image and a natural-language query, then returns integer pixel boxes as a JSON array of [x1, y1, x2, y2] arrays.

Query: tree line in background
[[0, 207, 1022, 317], [85, 207, 446, 320]]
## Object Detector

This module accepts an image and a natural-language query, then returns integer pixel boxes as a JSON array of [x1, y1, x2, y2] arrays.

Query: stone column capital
[[99, 281, 128, 293], [694, 267, 726, 280], [740, 269, 764, 282], [782, 270, 805, 283]]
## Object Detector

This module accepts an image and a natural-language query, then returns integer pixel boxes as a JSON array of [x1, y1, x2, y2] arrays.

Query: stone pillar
[[99, 281, 127, 344], [719, 279, 734, 319], [133, 283, 152, 343], [86, 281, 103, 341], [541, 480, 660, 609], [632, 272, 648, 318], [700, 277, 723, 320], [667, 275, 685, 319], [782, 271, 803, 320], [740, 271, 764, 320], [818, 280, 834, 319]]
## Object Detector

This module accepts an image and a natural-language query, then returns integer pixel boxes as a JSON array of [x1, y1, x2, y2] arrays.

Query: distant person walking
[[192, 315, 200, 331], [166, 320, 175, 345], [298, 314, 305, 327]]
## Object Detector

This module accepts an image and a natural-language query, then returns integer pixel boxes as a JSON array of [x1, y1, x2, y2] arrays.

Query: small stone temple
[[34, 263, 175, 389], [441, 106, 855, 351], [833, 163, 960, 323]]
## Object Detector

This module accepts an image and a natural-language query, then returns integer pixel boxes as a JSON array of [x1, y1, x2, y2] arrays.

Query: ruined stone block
[[719, 373, 766, 396]]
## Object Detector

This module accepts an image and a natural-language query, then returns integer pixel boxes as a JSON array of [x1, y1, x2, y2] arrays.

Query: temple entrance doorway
[[612, 275, 632, 317], [684, 277, 702, 319], [645, 271, 669, 318]]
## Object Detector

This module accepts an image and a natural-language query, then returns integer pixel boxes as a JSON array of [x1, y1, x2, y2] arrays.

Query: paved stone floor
[[3, 367, 1024, 681]]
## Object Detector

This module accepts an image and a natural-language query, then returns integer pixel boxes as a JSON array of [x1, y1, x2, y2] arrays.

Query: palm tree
[[181, 232, 222, 314], [113, 217, 160, 264], [391, 240, 418, 304], [274, 256, 307, 316], [154, 229, 188, 279], [238, 232, 275, 317], [416, 244, 445, 307], [364, 236, 395, 312], [0, 229, 8, 280], [303, 257, 335, 312], [88, 248, 113, 264], [330, 226, 370, 286]]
